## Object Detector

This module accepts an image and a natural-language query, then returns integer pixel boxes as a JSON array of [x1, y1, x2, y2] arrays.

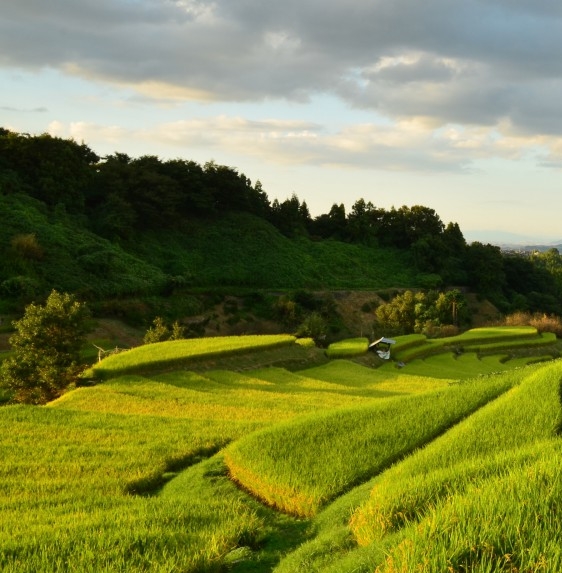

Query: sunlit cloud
[[44, 114, 562, 175]]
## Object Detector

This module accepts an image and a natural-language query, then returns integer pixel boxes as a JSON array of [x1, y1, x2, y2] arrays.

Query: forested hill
[[1, 128, 562, 317]]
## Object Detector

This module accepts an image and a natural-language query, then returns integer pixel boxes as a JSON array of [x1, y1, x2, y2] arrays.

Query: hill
[[0, 192, 419, 310], [2, 127, 562, 323]]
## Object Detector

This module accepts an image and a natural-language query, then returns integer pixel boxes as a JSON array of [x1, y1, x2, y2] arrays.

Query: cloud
[[0, 105, 47, 113], [4, 0, 562, 138], [47, 113, 560, 173]]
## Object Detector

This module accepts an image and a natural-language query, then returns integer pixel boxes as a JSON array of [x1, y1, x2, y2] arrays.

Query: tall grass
[[393, 326, 545, 362], [4, 356, 449, 572], [224, 374, 515, 517], [0, 405, 265, 573], [4, 335, 561, 572], [325, 337, 369, 358], [89, 334, 296, 378], [302, 359, 452, 393], [350, 360, 562, 561], [271, 360, 562, 573], [392, 350, 551, 380], [370, 442, 562, 573]]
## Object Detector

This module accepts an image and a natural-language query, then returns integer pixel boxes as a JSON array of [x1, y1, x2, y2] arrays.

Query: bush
[[10, 233, 45, 261], [530, 314, 562, 337], [296, 312, 328, 346], [143, 317, 186, 344], [0, 290, 91, 404], [504, 311, 562, 337]]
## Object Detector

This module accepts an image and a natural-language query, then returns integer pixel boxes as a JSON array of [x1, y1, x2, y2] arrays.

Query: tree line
[[2, 127, 562, 315]]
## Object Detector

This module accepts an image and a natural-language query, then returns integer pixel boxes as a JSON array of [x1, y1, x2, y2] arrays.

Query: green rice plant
[[394, 326, 543, 362], [224, 374, 514, 518], [350, 360, 561, 546], [372, 441, 562, 573], [463, 330, 557, 352], [276, 360, 562, 573], [295, 337, 316, 348], [325, 337, 369, 358], [302, 359, 451, 394], [391, 333, 426, 353], [5, 350, 450, 572], [55, 368, 370, 424], [0, 404, 267, 573], [88, 334, 296, 378], [247, 366, 409, 399], [397, 352, 496, 380], [396, 350, 549, 381]]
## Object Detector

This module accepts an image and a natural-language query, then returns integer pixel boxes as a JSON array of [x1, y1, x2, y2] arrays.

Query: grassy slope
[[1, 334, 561, 572], [347, 359, 562, 572], [273, 359, 561, 573], [0, 196, 419, 303], [127, 213, 419, 290], [0, 193, 165, 298], [1, 355, 446, 572], [224, 375, 515, 517]]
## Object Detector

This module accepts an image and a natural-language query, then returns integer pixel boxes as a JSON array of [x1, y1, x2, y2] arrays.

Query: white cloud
[[44, 113, 562, 174]]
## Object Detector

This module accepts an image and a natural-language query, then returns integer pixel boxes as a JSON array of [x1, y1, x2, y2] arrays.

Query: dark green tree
[[311, 203, 347, 239], [346, 199, 385, 245], [0, 129, 98, 212], [0, 290, 91, 404], [465, 242, 506, 300], [296, 312, 328, 345], [269, 194, 311, 237]]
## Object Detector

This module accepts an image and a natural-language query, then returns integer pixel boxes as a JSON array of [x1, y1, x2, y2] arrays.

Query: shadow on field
[[124, 444, 228, 496], [226, 508, 312, 573]]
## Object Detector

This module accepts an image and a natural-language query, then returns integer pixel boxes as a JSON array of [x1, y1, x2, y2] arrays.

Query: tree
[[374, 289, 469, 336], [311, 203, 347, 239], [296, 312, 328, 345], [0, 290, 91, 404], [143, 317, 186, 344]]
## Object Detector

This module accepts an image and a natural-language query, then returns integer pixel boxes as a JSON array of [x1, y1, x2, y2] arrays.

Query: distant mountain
[[521, 243, 562, 252], [464, 229, 562, 250]]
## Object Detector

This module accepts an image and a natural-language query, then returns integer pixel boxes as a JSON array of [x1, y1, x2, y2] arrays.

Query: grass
[[325, 337, 369, 358], [2, 354, 448, 572], [302, 359, 452, 393], [1, 332, 561, 572], [270, 359, 562, 573], [389, 350, 550, 380], [88, 334, 297, 378], [393, 326, 547, 362], [0, 405, 260, 573], [224, 374, 515, 517], [349, 360, 562, 568]]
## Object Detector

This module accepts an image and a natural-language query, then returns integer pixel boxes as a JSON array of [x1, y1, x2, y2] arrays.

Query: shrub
[[0, 290, 91, 404], [10, 233, 45, 261], [504, 311, 562, 337], [144, 317, 186, 344], [529, 314, 562, 337], [296, 312, 328, 345], [437, 324, 460, 338]]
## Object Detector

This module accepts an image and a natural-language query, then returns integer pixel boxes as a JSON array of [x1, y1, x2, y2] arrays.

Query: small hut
[[369, 336, 396, 360]]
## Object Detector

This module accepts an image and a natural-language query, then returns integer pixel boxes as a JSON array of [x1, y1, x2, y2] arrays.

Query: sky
[[2, 1, 562, 244]]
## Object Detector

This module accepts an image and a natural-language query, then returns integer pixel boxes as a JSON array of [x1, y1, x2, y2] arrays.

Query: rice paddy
[[1, 326, 561, 572]]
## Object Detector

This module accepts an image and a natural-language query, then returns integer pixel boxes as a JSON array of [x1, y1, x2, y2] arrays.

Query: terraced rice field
[[0, 328, 561, 572]]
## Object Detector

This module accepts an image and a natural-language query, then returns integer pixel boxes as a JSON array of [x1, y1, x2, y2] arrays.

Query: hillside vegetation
[[2, 128, 562, 323], [1, 329, 561, 572]]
